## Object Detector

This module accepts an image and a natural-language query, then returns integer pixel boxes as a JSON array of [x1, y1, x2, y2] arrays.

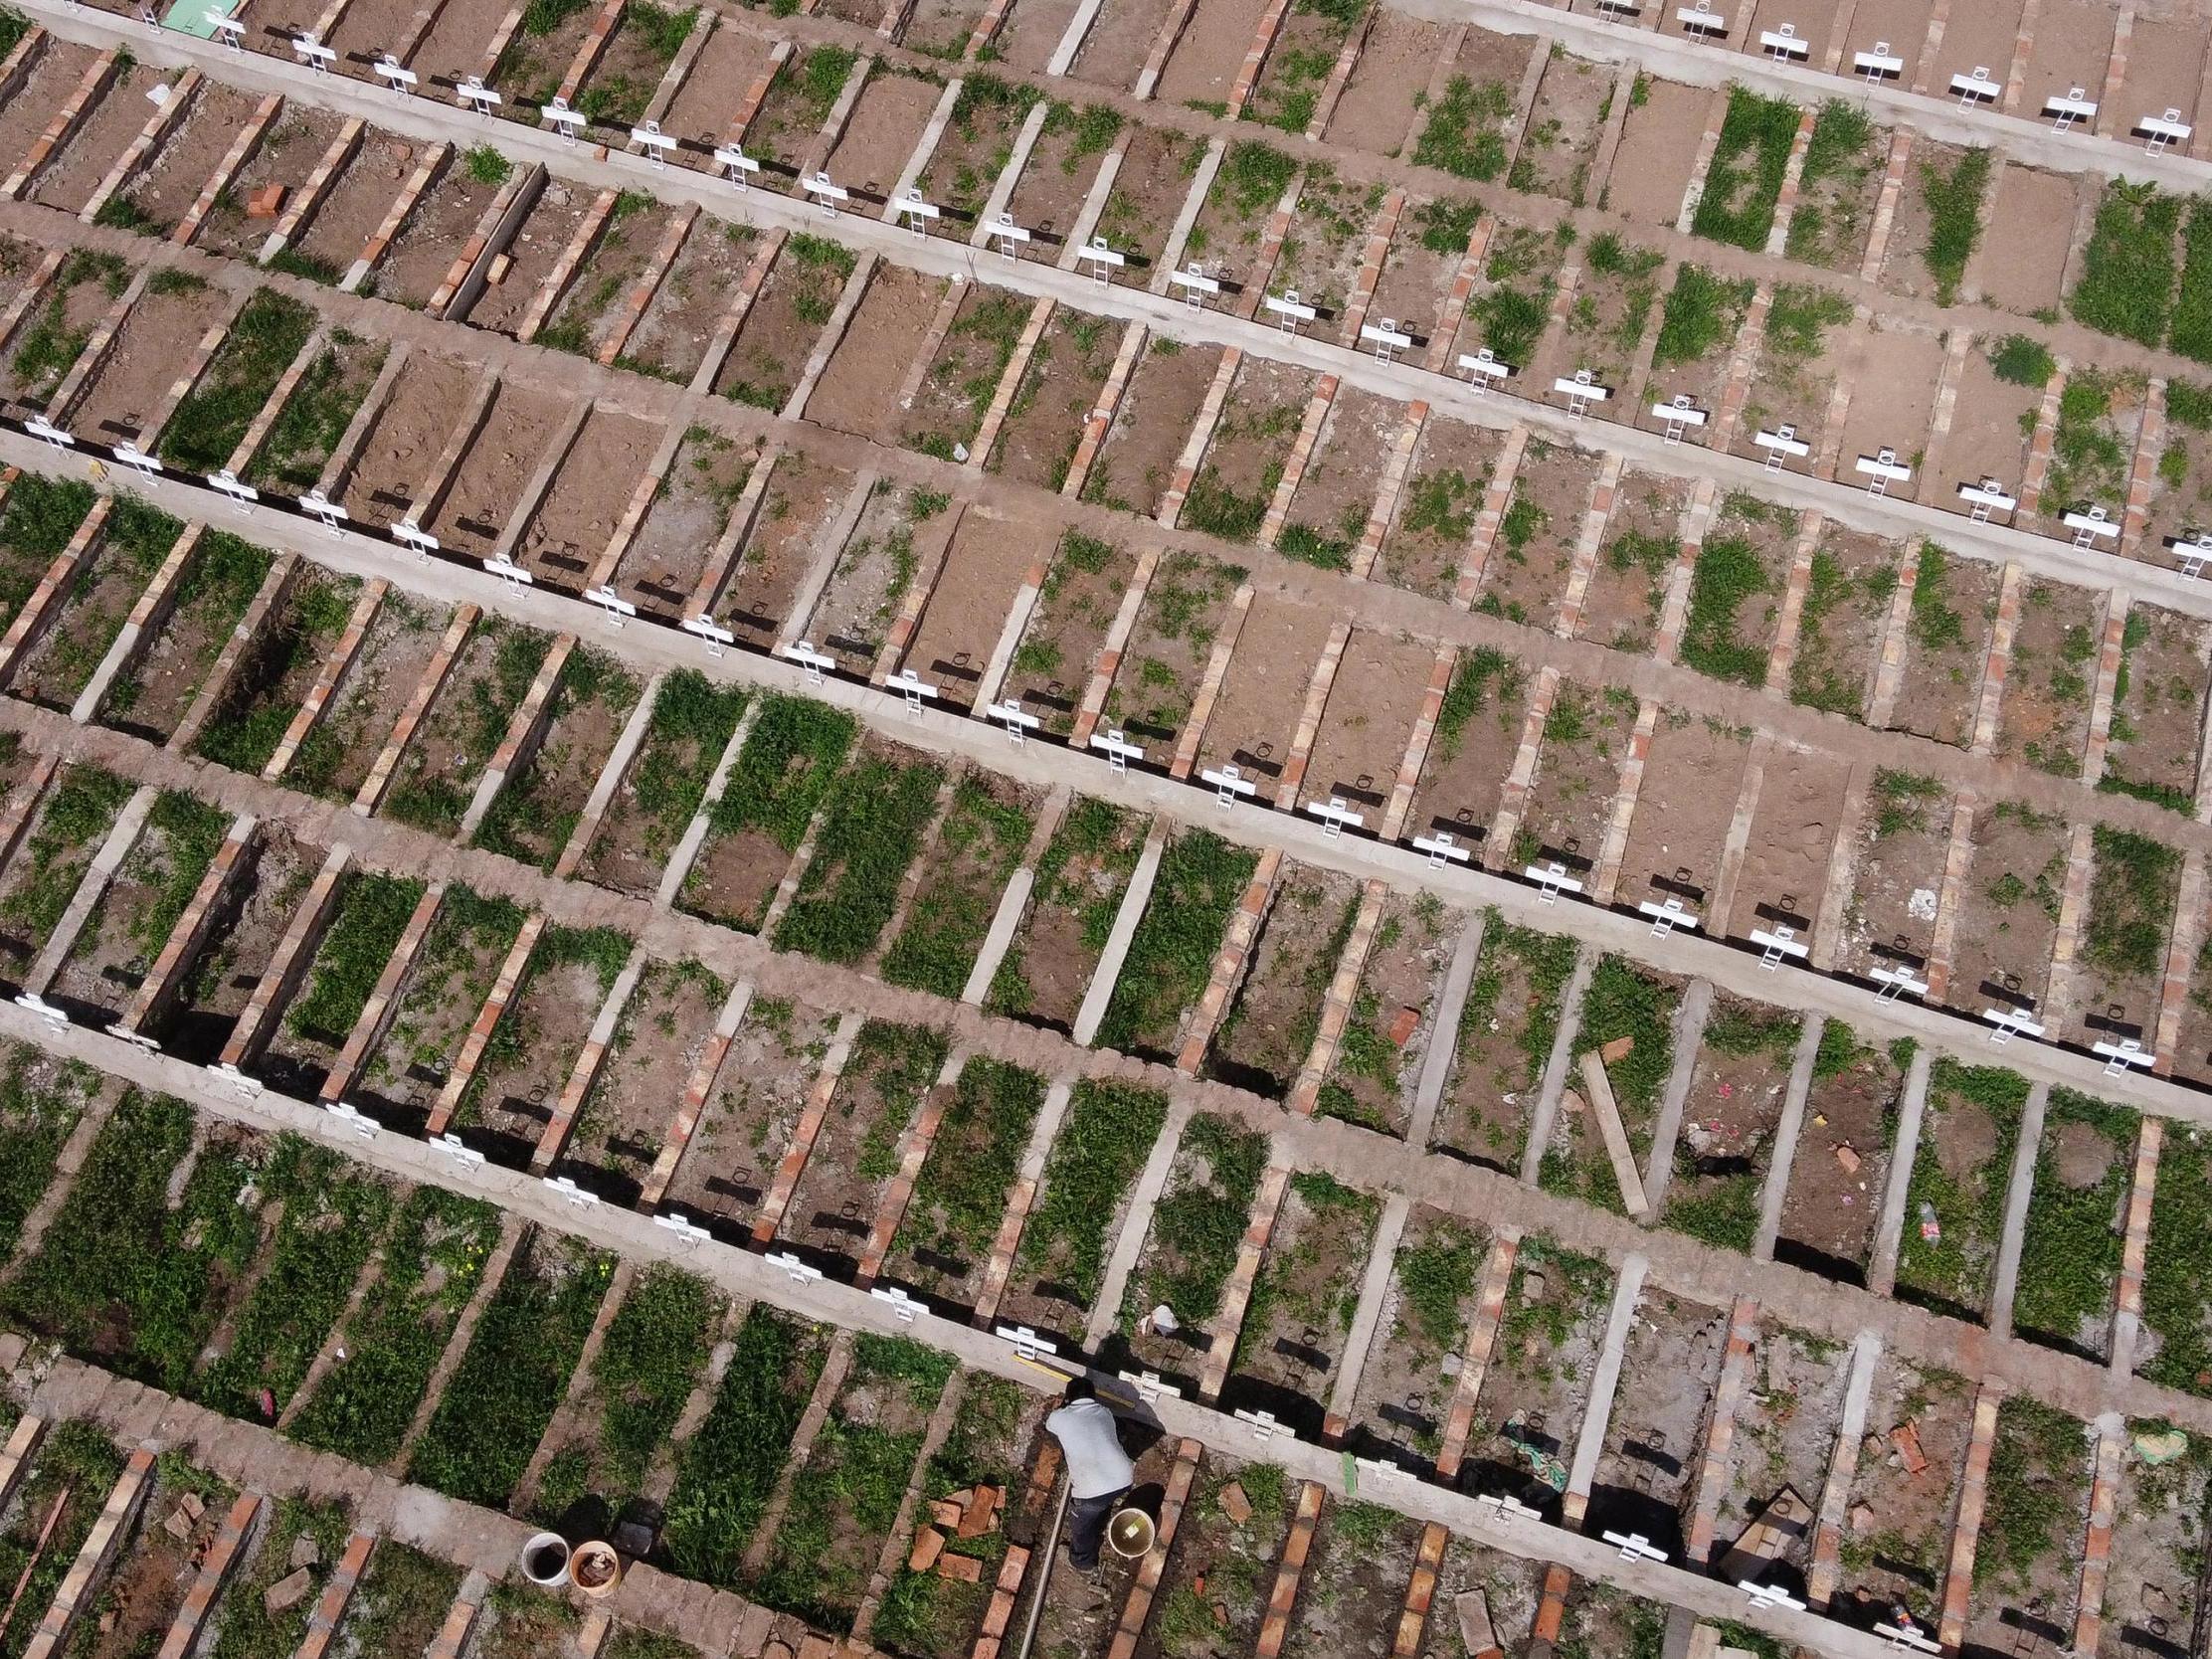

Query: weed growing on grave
[[124, 789, 230, 960], [1987, 334, 2056, 387], [0, 7, 25, 55], [1433, 646, 1520, 762], [1977, 1396, 2089, 1589], [162, 289, 317, 473], [1691, 87, 1798, 252], [882, 778, 1032, 997], [1394, 1221, 1479, 1355], [1907, 540, 1965, 652], [705, 695, 855, 853], [409, 1226, 615, 1508], [2172, 200, 2212, 363], [1870, 769, 1942, 837], [2084, 826, 2178, 977], [2070, 180, 2181, 348], [290, 1187, 502, 1463], [900, 1058, 1046, 1266], [773, 753, 944, 964], [1895, 1060, 2025, 1318], [2141, 1127, 2212, 1394], [195, 1137, 391, 1420], [0, 764, 131, 939], [474, 647, 643, 868], [1412, 198, 1481, 258], [1575, 958, 1676, 1115], [1652, 265, 1753, 369], [286, 873, 427, 1046], [1139, 1114, 1268, 1325], [1918, 148, 1989, 304], [1400, 464, 1481, 545], [1016, 1080, 1168, 1307], [620, 671, 747, 859], [195, 572, 358, 776], [0, 473, 94, 563], [2011, 1090, 2129, 1356], [1096, 830, 1257, 1053], [567, 1263, 718, 1511], [1411, 77, 1513, 182], [463, 145, 511, 186], [1783, 101, 1878, 266], [1678, 536, 1770, 685], [0, 1421, 124, 1659]]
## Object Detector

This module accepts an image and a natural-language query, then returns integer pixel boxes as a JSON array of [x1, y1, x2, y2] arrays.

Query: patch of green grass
[[1918, 148, 1989, 305], [2173, 198, 2212, 364], [1677, 535, 1770, 685], [2141, 1126, 2212, 1394], [1690, 87, 1798, 252], [1411, 198, 1481, 257], [1096, 831, 1256, 1054], [2070, 180, 2181, 347], [880, 777, 1032, 996], [161, 289, 317, 474], [1652, 265, 1754, 369], [463, 144, 511, 186], [0, 765, 132, 940], [1976, 1396, 2088, 1589], [1576, 959, 1677, 1118], [704, 695, 855, 854], [1987, 333, 2056, 387], [772, 753, 944, 964], [1137, 1114, 1268, 1325], [1411, 76, 1514, 182], [286, 872, 426, 1043], [1215, 140, 1295, 218], [2084, 825, 2178, 978]]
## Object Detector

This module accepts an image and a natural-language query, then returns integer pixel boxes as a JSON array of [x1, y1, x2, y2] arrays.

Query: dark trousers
[[1068, 1488, 1129, 1568]]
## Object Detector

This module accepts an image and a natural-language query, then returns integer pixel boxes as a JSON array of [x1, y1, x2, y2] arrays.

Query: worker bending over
[[1045, 1378, 1135, 1571]]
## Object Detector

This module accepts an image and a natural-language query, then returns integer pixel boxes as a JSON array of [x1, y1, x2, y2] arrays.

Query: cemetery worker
[[1047, 1378, 1135, 1571]]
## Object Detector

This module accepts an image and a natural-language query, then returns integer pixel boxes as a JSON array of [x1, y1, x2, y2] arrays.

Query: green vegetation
[[473, 647, 642, 868], [1575, 958, 1677, 1118], [896, 1058, 1046, 1268], [2011, 1091, 2130, 1355], [0, 764, 131, 941], [1976, 1396, 2088, 1589], [1136, 1114, 1268, 1326], [618, 672, 748, 863], [1918, 148, 1989, 304], [464, 144, 512, 186], [1762, 281, 1852, 361], [2083, 826, 2178, 977], [1691, 87, 1798, 252], [1412, 76, 1515, 181], [1392, 1221, 1480, 1357], [707, 695, 855, 853], [1870, 768, 1943, 838], [1412, 198, 1481, 258], [289, 1186, 502, 1463], [1987, 333, 2056, 387], [2043, 372, 2131, 512], [1215, 140, 1296, 219], [1013, 1079, 1168, 1309], [6, 1089, 259, 1391], [663, 1306, 828, 1587], [195, 573, 358, 778], [2141, 1126, 2212, 1394], [772, 752, 944, 964], [2070, 180, 2181, 347], [409, 1226, 615, 1508], [1095, 830, 1257, 1054], [1678, 536, 1770, 685], [194, 1137, 391, 1420], [1783, 100, 1878, 266], [2173, 198, 2212, 363], [1895, 1060, 2026, 1320], [1652, 266, 1754, 368], [1908, 540, 1966, 653], [161, 289, 317, 474], [0, 1422, 124, 1659], [0, 1052, 92, 1262], [287, 872, 427, 1043], [881, 778, 1032, 996]]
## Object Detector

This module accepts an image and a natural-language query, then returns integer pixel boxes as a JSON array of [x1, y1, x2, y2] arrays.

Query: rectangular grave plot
[[903, 286, 1034, 461], [1125, 1453, 1297, 1659], [778, 1019, 951, 1272], [1473, 440, 1602, 628], [1343, 1209, 1487, 1469], [1001, 531, 1137, 736], [1188, 593, 1333, 785], [69, 1453, 241, 1659], [1001, 101, 1121, 259], [1573, 470, 1689, 655], [1706, 1326, 1854, 1576], [901, 513, 1056, 710], [245, 331, 391, 496], [771, 737, 949, 967], [537, 196, 689, 367], [573, 3, 700, 132], [110, 84, 264, 243], [1614, 711, 1752, 920], [148, 827, 322, 1064], [1458, 1236, 1613, 1514], [1097, 550, 1242, 753], [559, 958, 730, 1206], [1729, 745, 1851, 945], [657, 995, 843, 1240], [1178, 355, 1316, 542], [1676, 492, 1796, 690], [987, 799, 1146, 1032], [1781, 103, 1888, 272], [372, 166, 500, 307], [809, 484, 964, 678], [1894, 1058, 2028, 1323], [48, 789, 230, 1023], [1774, 1021, 1906, 1284], [711, 452, 860, 643], [1515, 679, 1634, 873], [809, 266, 954, 442], [1084, 337, 1223, 517], [379, 617, 555, 839], [33, 63, 178, 218], [582, 672, 749, 897], [0, 762, 135, 978], [1403, 647, 1531, 856], [1836, 1353, 1975, 1615], [2073, 827, 2179, 1051], [2102, 605, 2212, 811], [1660, 998, 1801, 1256], [1371, 418, 1513, 601], [2101, 1424, 2212, 1659], [2012, 1089, 2133, 1361], [1203, 863, 1361, 1099], [284, 592, 451, 804], [879, 1056, 1049, 1309], [455, 925, 633, 1169], [914, 75, 1043, 232], [1278, 388, 1402, 572], [355, 883, 529, 1132], [1220, 1170, 1382, 1439], [1545, 957, 1684, 1212], [67, 273, 232, 455], [1316, 890, 1467, 1139], [1112, 1111, 1270, 1389], [998, 1077, 1168, 1342], [987, 306, 1117, 493], [1532, 235, 1664, 393], [880, 773, 1038, 999], [1582, 1289, 1728, 1560], [1514, 53, 1609, 206], [333, 351, 478, 530], [191, 108, 341, 266], [1836, 770, 1953, 977], [0, 254, 126, 415], [713, 234, 857, 415], [1949, 801, 2068, 1020], [1433, 918, 1574, 1175], [9, 499, 186, 715], [1788, 526, 1900, 719], [422, 382, 574, 561], [680, 696, 858, 934], [512, 408, 661, 584], [465, 186, 591, 338], [822, 66, 941, 198], [257, 870, 429, 1099], [1963, 1397, 2093, 1651], [612, 428, 766, 624], [472, 647, 645, 871]]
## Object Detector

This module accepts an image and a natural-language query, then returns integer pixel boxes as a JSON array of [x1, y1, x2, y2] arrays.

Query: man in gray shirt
[[1045, 1379, 1135, 1570]]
